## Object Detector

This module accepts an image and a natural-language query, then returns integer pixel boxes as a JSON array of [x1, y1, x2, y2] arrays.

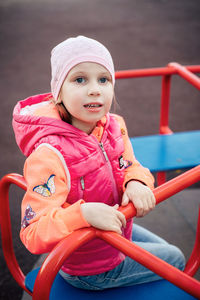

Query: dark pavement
[[0, 1, 200, 299]]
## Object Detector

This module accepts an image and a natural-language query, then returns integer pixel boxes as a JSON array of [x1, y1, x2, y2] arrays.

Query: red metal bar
[[119, 165, 200, 220], [33, 225, 200, 299], [154, 165, 200, 204], [98, 230, 200, 298], [115, 65, 200, 79], [0, 174, 30, 294], [169, 62, 200, 90]]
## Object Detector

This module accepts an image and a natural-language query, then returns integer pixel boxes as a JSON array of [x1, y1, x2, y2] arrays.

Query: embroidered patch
[[33, 174, 56, 197], [119, 155, 133, 169], [121, 128, 126, 135], [21, 204, 36, 228]]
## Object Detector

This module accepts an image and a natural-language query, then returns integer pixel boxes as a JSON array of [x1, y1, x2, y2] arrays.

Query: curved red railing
[[0, 174, 30, 293]]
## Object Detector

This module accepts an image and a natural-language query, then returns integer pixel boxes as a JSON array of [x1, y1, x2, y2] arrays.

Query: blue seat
[[131, 130, 200, 172], [25, 267, 196, 300]]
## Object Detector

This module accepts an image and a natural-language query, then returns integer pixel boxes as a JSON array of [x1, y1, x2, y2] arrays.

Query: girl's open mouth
[[84, 103, 103, 108]]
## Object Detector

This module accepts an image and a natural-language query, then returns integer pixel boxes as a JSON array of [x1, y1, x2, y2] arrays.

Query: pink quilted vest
[[13, 93, 133, 275], [36, 113, 133, 275]]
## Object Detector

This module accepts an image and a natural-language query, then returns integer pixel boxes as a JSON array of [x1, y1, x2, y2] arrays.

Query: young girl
[[13, 36, 185, 290]]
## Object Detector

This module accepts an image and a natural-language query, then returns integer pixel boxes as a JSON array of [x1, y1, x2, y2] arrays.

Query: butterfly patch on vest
[[21, 204, 36, 228], [119, 155, 133, 169], [33, 174, 56, 197]]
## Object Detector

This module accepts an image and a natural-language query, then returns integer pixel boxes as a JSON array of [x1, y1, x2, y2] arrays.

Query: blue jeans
[[59, 224, 185, 290]]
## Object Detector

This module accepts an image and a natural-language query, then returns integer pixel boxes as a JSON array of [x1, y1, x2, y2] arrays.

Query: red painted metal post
[[157, 72, 173, 185], [159, 74, 173, 134]]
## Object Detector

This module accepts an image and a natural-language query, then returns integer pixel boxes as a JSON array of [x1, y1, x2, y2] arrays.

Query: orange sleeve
[[113, 115, 155, 190], [20, 146, 90, 254]]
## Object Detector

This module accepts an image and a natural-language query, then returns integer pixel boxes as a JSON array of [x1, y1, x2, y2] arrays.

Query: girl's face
[[59, 62, 114, 134]]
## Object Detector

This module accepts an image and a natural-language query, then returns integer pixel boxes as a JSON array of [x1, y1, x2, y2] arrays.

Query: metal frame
[[0, 166, 200, 299], [0, 63, 200, 299], [116, 63, 200, 185]]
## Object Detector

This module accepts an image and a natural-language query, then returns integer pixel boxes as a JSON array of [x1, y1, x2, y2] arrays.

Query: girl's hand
[[81, 202, 126, 234], [122, 181, 156, 217]]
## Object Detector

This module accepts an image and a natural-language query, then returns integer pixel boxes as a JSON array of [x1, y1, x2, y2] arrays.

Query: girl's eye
[[75, 77, 85, 84], [99, 77, 108, 84]]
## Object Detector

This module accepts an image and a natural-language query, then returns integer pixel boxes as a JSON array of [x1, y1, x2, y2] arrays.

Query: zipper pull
[[80, 176, 85, 190], [99, 142, 109, 161]]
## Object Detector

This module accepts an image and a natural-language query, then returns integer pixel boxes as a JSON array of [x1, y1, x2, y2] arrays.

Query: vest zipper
[[80, 176, 85, 190], [99, 142, 109, 161], [98, 142, 119, 204], [79, 176, 85, 199]]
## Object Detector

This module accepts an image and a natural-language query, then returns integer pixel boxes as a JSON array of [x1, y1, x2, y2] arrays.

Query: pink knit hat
[[50, 35, 115, 100]]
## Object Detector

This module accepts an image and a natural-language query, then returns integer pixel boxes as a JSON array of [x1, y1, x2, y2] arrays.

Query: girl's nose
[[88, 81, 101, 96]]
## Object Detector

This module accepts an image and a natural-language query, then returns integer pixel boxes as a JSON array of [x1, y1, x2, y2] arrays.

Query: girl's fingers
[[132, 198, 144, 217], [113, 203, 126, 228], [146, 192, 156, 211], [121, 193, 129, 206], [114, 218, 123, 233], [134, 197, 150, 217], [116, 210, 126, 228]]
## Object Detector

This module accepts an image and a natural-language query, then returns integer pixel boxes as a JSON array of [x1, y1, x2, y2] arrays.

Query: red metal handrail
[[169, 62, 200, 90], [115, 64, 200, 79]]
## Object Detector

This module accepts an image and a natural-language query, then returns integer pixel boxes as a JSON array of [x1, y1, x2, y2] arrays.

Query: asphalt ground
[[0, 1, 200, 299]]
